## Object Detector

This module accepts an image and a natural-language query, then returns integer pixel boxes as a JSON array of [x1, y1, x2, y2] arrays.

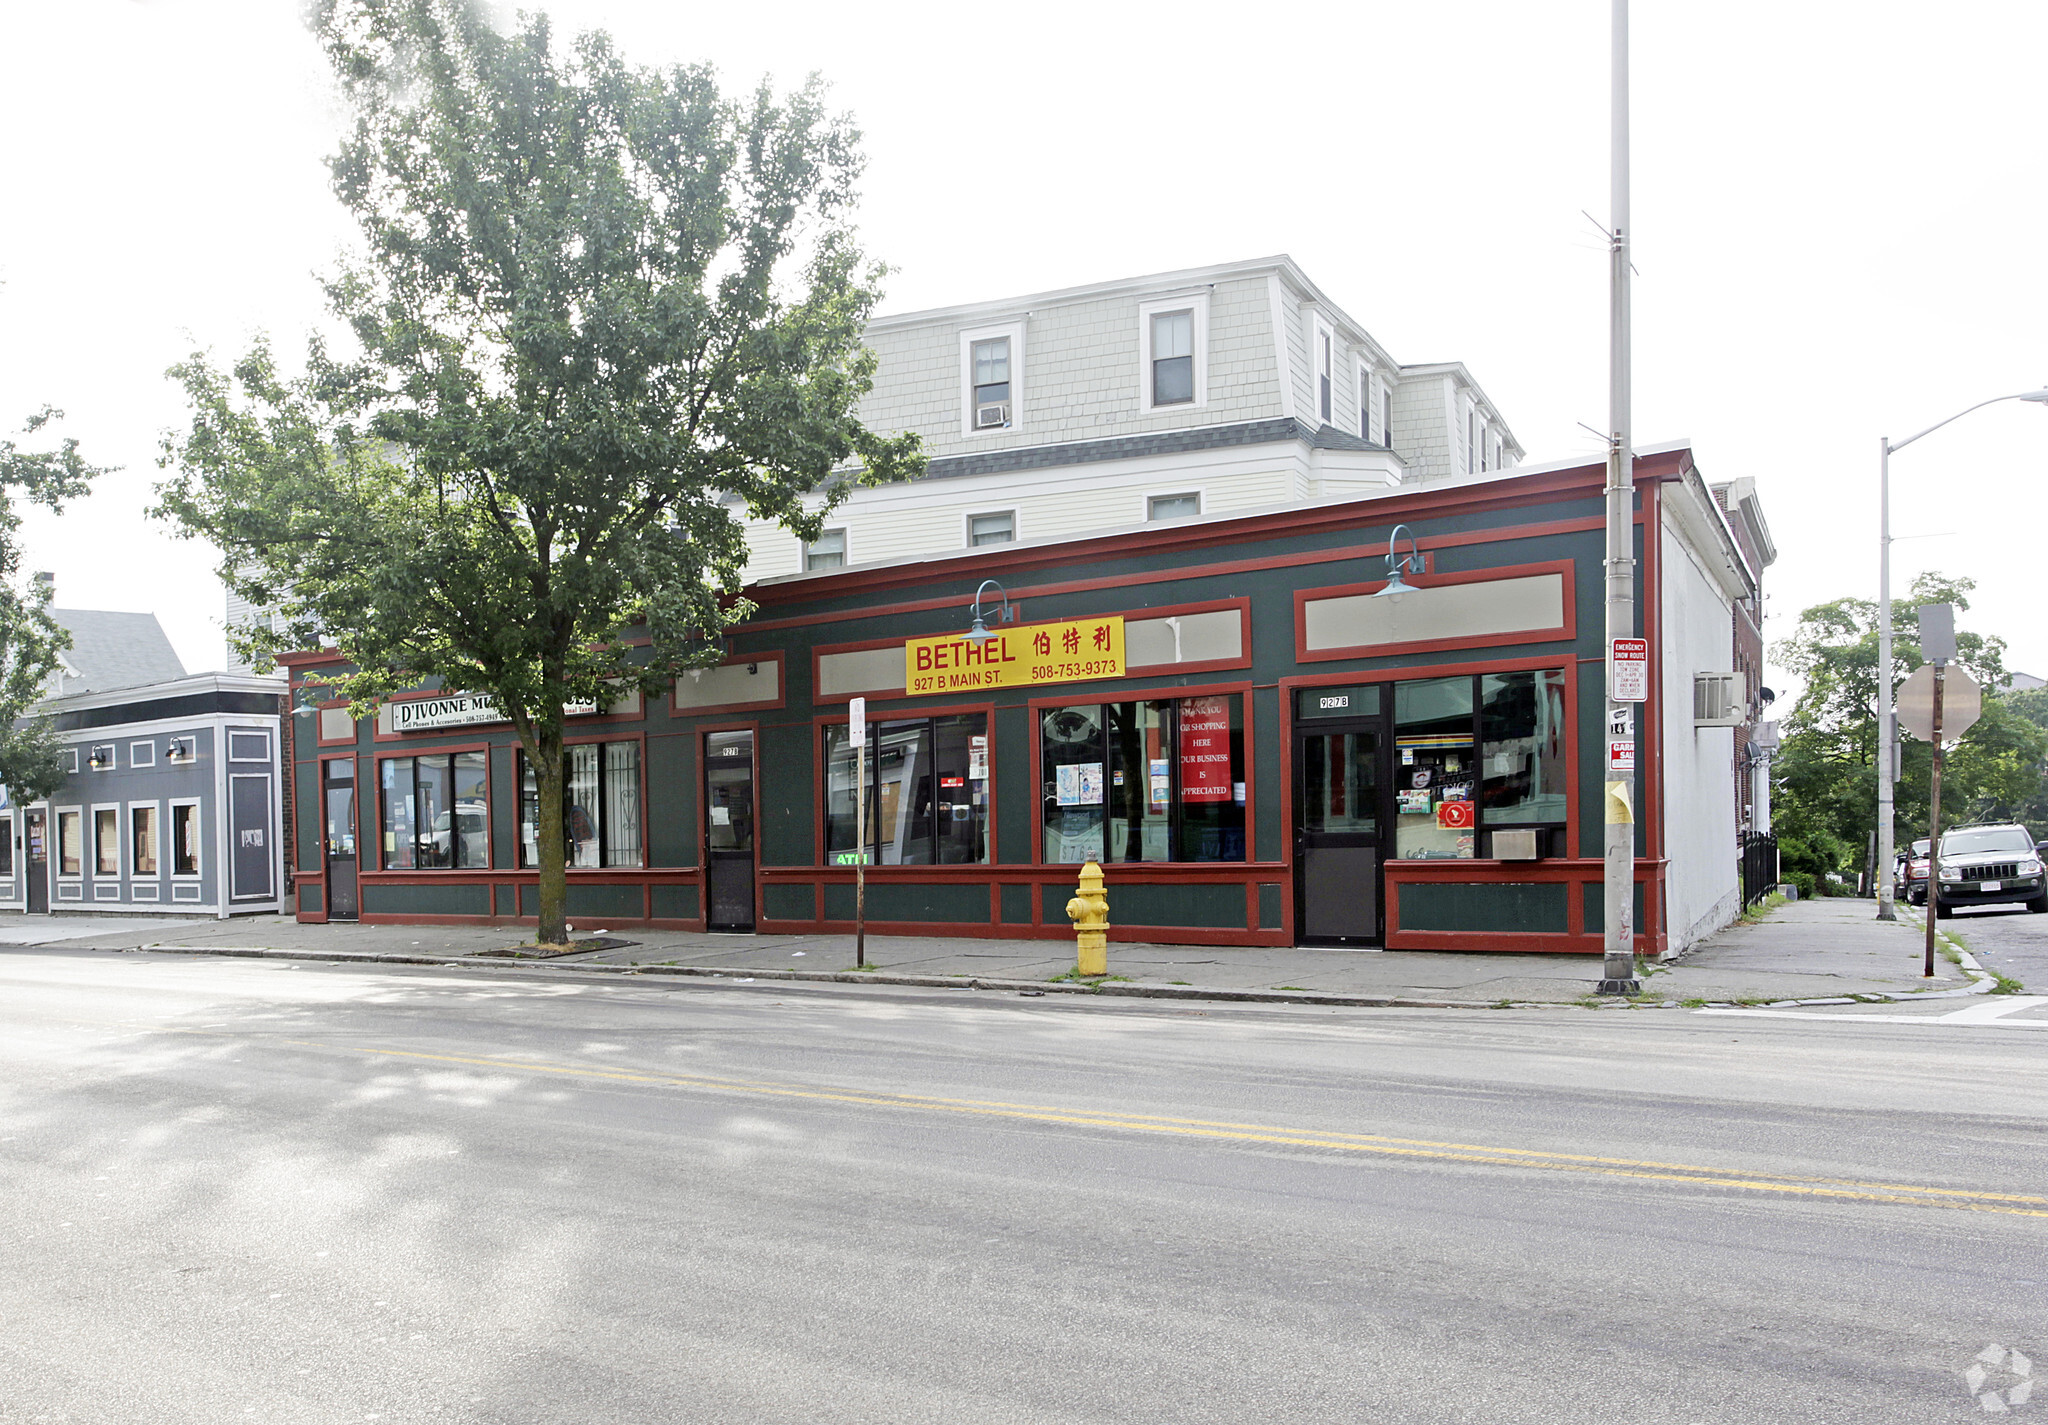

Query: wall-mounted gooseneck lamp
[[1370, 524, 1427, 599], [964, 579, 1017, 643]]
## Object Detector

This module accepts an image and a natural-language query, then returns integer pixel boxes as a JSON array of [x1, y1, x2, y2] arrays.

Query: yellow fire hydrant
[[1065, 858, 1110, 977]]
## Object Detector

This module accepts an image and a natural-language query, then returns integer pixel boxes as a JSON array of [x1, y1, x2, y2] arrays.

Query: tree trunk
[[532, 722, 570, 947]]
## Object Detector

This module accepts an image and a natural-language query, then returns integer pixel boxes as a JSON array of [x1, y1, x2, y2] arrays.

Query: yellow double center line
[[297, 1038, 2048, 1220]]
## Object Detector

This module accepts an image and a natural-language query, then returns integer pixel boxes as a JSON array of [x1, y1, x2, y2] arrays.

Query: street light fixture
[[1370, 524, 1427, 599], [1873, 387, 2048, 922], [963, 579, 1014, 643]]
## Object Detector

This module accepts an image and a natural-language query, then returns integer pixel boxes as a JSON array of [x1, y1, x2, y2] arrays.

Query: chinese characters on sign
[[904, 616, 1126, 696], [1178, 695, 1233, 802]]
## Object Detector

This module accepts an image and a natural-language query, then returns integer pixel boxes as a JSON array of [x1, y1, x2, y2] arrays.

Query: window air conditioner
[[975, 402, 1010, 429], [1694, 671, 1744, 726]]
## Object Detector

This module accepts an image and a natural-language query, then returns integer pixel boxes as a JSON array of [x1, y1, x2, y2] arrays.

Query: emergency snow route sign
[[904, 616, 1126, 696], [1610, 638, 1649, 703]]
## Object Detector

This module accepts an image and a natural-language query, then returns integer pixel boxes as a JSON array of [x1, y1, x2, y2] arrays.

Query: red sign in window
[[1179, 696, 1233, 802], [940, 776, 965, 788], [1436, 799, 1475, 830]]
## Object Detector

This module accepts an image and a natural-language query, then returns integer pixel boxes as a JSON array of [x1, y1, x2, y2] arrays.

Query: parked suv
[[1892, 838, 1931, 905], [1933, 822, 2048, 918]]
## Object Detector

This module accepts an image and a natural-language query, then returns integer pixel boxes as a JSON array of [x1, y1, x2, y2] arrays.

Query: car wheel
[[1934, 900, 1952, 919], [2029, 894, 2048, 915]]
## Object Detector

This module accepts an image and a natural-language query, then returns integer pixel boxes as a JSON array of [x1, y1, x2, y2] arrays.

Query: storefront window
[[1481, 671, 1569, 827], [132, 806, 158, 876], [520, 741, 642, 869], [1393, 676, 1476, 859], [382, 752, 489, 869], [827, 714, 989, 866], [57, 810, 81, 877], [1042, 695, 1245, 864], [172, 804, 200, 875], [95, 809, 119, 876]]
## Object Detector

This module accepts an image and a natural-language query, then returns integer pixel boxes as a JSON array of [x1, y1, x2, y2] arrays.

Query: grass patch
[[1737, 891, 1789, 926], [845, 963, 880, 972], [1168, 979, 1190, 986], [1047, 969, 1135, 986], [1491, 998, 1517, 1009], [1272, 984, 1312, 992], [1678, 997, 1708, 1008], [1988, 972, 2026, 995]]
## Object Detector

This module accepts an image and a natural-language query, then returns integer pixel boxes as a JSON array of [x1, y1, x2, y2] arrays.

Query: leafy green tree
[[1770, 573, 2048, 888], [155, 1, 921, 944], [0, 408, 108, 803]]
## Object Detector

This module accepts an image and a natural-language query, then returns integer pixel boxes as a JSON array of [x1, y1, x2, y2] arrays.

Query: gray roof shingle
[[48, 609, 187, 695]]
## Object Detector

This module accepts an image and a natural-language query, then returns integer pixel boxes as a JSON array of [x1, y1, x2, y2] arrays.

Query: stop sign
[[1896, 663, 1981, 744]]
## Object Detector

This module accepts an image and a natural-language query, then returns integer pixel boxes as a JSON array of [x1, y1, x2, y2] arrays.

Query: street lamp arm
[[1888, 389, 2048, 455]]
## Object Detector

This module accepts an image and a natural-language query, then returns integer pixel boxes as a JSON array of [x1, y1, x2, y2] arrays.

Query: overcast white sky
[[2, 1, 2043, 691]]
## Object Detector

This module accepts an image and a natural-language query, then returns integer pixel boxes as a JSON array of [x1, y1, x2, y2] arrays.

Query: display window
[[1039, 694, 1246, 864], [825, 713, 989, 865], [380, 751, 490, 869], [519, 739, 643, 869], [1387, 669, 1568, 859]]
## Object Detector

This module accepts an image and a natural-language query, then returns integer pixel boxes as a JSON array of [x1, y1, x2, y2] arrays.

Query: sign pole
[[851, 696, 868, 970], [1924, 666, 1944, 978]]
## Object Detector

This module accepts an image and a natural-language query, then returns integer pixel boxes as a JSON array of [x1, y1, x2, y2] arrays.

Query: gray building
[[1, 607, 285, 917]]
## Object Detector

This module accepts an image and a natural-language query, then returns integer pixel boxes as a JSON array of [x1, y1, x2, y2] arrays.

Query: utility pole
[[1924, 666, 1944, 978], [1599, 0, 1641, 994], [1875, 437, 1897, 920]]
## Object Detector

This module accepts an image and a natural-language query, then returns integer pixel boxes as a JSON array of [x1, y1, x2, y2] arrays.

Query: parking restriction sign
[[1610, 638, 1649, 702]]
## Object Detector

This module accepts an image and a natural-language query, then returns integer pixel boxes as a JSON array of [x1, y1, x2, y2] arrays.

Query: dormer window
[[971, 337, 1011, 428], [959, 321, 1025, 436], [1150, 311, 1194, 406]]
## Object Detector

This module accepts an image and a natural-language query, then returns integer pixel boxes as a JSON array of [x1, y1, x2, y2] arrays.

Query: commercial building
[[2, 606, 286, 917], [285, 440, 1769, 956]]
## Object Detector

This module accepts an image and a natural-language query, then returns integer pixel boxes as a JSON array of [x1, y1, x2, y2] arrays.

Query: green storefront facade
[[289, 448, 1722, 955]]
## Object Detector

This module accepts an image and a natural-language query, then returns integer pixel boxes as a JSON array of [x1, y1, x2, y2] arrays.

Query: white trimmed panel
[[673, 661, 780, 711], [1126, 610, 1243, 667], [817, 648, 906, 698], [1303, 574, 1565, 652]]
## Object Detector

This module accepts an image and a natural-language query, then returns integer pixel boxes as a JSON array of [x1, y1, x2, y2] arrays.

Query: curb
[[106, 940, 1994, 1013], [121, 943, 1508, 1010]]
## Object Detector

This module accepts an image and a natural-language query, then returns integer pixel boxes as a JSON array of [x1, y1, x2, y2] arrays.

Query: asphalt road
[[1940, 901, 2048, 991], [3, 949, 2044, 1425]]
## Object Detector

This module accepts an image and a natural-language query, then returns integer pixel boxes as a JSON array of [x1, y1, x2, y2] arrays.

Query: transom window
[[968, 511, 1015, 546], [805, 528, 847, 571], [1150, 310, 1195, 406]]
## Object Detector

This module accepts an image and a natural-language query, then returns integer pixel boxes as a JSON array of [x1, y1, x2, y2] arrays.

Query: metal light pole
[[1598, 0, 1639, 994], [1872, 388, 2048, 923]]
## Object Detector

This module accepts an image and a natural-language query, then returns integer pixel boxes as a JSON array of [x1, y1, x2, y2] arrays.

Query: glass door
[[1293, 686, 1387, 945], [25, 808, 47, 914], [704, 731, 755, 930], [323, 759, 358, 921]]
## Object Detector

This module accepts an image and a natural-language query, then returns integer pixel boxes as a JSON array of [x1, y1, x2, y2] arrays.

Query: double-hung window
[[131, 806, 159, 877], [57, 810, 82, 876], [805, 529, 847, 570], [1040, 695, 1245, 864], [171, 804, 201, 876], [382, 752, 490, 869], [519, 741, 642, 869], [94, 809, 119, 877], [968, 511, 1015, 546], [971, 337, 1011, 429], [1150, 310, 1195, 406]]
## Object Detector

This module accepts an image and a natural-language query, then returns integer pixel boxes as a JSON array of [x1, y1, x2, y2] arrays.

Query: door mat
[[471, 936, 639, 960]]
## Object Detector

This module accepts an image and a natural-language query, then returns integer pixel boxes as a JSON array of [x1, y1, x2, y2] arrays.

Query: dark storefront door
[[25, 808, 47, 914], [1294, 688, 1388, 945], [705, 731, 756, 931], [324, 760, 359, 921]]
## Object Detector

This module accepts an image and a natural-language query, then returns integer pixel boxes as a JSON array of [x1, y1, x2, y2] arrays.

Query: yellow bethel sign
[[905, 616, 1127, 696]]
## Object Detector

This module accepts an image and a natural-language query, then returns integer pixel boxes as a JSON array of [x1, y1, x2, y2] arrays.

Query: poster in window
[[1055, 762, 1104, 807], [1178, 696, 1233, 802]]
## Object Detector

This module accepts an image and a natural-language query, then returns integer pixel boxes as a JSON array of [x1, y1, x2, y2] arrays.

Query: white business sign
[[390, 693, 600, 734], [849, 696, 866, 746]]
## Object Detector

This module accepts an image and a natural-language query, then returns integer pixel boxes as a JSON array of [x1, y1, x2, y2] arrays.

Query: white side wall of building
[[1659, 513, 1743, 953]]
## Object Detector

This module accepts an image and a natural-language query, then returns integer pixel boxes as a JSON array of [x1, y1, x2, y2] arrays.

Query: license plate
[[1981, 881, 2001, 892]]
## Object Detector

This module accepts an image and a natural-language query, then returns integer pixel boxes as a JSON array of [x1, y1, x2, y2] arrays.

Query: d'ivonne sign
[[389, 693, 602, 734]]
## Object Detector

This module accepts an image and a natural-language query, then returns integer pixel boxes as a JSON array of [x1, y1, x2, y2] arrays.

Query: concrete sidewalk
[[2, 894, 1995, 1008]]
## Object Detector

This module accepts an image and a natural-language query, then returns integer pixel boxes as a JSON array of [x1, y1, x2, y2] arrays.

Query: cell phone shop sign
[[390, 694, 600, 733]]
